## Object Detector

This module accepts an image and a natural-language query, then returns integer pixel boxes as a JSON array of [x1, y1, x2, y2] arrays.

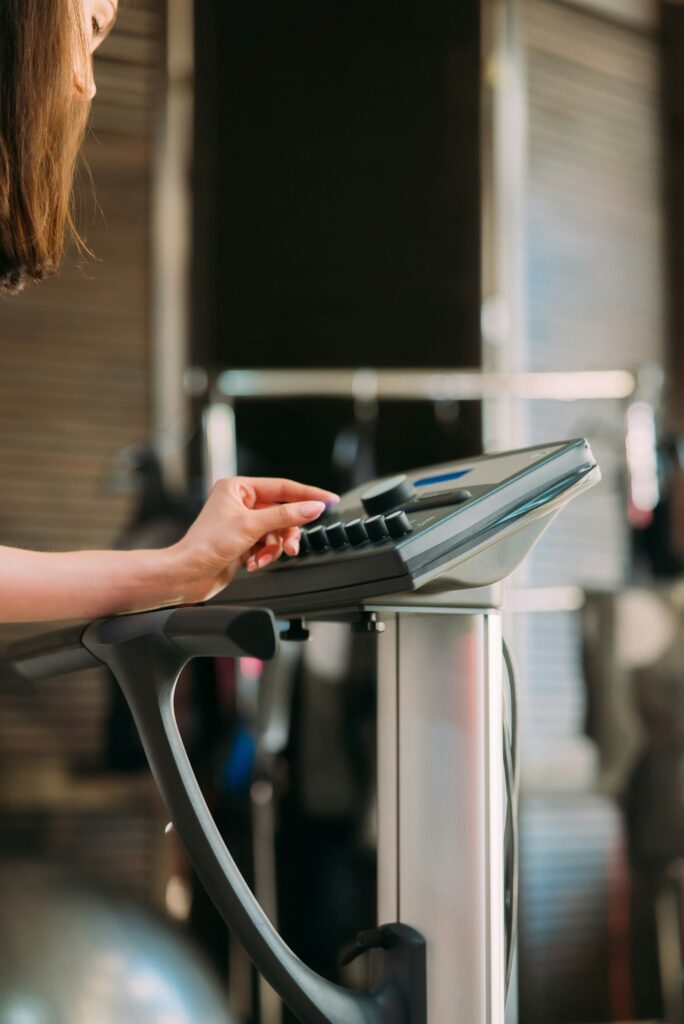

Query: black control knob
[[298, 530, 311, 556], [345, 519, 369, 546], [385, 509, 413, 538], [326, 522, 348, 549], [365, 514, 389, 541], [361, 474, 413, 517], [306, 525, 329, 552]]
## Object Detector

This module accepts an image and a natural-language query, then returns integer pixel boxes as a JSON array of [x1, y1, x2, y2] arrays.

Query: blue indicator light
[[414, 469, 471, 487]]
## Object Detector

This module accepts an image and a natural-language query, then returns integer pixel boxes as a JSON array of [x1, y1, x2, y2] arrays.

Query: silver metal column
[[376, 607, 506, 1024]]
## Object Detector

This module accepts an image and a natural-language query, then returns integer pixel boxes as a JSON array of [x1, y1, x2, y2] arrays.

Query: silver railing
[[192, 366, 637, 484]]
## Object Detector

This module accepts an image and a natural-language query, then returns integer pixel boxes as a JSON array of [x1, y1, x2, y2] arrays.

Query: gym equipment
[[0, 862, 234, 1024], [223, 438, 597, 613], [1, 438, 599, 1024]]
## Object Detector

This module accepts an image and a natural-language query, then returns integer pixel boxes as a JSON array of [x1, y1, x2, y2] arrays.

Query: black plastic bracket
[[351, 611, 386, 634], [280, 618, 311, 642], [342, 926, 393, 966]]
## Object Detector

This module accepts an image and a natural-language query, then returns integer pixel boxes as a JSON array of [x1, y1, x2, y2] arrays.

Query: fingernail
[[300, 501, 326, 519], [257, 552, 274, 569], [290, 540, 300, 556], [326, 495, 341, 508]]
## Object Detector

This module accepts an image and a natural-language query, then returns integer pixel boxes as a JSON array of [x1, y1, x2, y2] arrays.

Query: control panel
[[219, 439, 600, 616]]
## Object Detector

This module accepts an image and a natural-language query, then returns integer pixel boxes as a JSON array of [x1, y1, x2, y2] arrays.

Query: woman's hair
[[0, 0, 91, 294]]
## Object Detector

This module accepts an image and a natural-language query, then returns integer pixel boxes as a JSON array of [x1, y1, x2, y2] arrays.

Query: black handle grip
[[164, 605, 278, 660], [87, 605, 279, 662], [1, 623, 102, 681]]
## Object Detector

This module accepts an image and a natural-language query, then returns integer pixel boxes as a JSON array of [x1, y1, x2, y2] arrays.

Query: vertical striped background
[[0, 1, 168, 901]]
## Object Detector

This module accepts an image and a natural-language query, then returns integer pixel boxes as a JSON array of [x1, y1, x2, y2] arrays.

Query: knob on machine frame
[[361, 474, 414, 516]]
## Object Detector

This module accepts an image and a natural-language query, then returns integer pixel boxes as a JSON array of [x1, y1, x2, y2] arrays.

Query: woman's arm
[[0, 476, 336, 624], [0, 545, 186, 622]]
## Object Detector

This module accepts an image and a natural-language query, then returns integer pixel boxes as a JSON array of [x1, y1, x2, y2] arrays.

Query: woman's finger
[[246, 531, 286, 570], [282, 526, 300, 556], [258, 532, 284, 562], [258, 531, 280, 550], [247, 532, 298, 570], [243, 545, 259, 572], [243, 500, 325, 542], [240, 477, 339, 507]]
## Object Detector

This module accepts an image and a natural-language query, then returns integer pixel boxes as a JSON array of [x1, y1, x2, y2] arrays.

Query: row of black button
[[300, 509, 413, 555]]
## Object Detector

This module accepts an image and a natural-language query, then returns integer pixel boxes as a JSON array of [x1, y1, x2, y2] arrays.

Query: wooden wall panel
[[0, 2, 163, 556]]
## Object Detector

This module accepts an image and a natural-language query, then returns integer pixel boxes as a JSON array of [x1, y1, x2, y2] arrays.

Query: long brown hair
[[0, 0, 92, 294]]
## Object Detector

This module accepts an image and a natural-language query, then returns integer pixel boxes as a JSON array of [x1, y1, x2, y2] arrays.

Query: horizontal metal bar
[[213, 368, 636, 403]]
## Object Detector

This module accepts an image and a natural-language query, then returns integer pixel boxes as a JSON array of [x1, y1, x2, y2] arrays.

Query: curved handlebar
[[0, 605, 426, 1024]]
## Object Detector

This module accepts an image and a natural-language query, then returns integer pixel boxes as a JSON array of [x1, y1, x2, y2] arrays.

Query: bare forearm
[[0, 477, 336, 625], [0, 545, 182, 623]]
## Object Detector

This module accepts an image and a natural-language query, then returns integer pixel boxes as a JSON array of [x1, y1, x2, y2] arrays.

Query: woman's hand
[[169, 476, 338, 604], [0, 476, 338, 624]]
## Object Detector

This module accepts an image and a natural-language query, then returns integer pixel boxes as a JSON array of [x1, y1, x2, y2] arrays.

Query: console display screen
[[414, 469, 471, 487], [412, 445, 565, 492]]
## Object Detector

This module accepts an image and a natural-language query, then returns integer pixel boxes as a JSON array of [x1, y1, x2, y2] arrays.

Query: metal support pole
[[376, 607, 508, 1023]]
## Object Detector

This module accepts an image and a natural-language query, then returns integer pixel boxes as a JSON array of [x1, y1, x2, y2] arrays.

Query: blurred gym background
[[0, 0, 683, 1021]]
